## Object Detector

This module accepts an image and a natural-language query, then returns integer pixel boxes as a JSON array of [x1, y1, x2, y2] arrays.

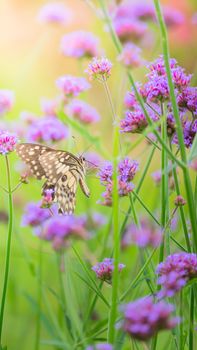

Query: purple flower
[[27, 116, 68, 143], [122, 218, 162, 249], [40, 97, 59, 117], [124, 91, 138, 110], [174, 195, 186, 207], [172, 119, 197, 148], [131, 1, 156, 21], [42, 215, 89, 250], [120, 110, 148, 133], [121, 296, 179, 341], [86, 344, 113, 350], [177, 87, 197, 115], [118, 43, 143, 68], [113, 17, 147, 42], [143, 75, 170, 102], [86, 57, 112, 81], [56, 75, 90, 97], [0, 130, 18, 154], [156, 253, 197, 298], [84, 152, 102, 170], [92, 258, 125, 283], [0, 90, 15, 116], [98, 158, 139, 206], [163, 7, 185, 27], [61, 31, 99, 58], [37, 2, 72, 25], [151, 170, 162, 185], [66, 99, 100, 124], [21, 202, 51, 227]]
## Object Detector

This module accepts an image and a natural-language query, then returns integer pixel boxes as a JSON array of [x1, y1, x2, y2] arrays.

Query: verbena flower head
[[92, 258, 125, 283], [40, 97, 59, 117], [177, 87, 197, 116], [66, 99, 100, 124], [0, 90, 15, 116], [37, 1, 72, 25], [21, 202, 51, 227], [56, 75, 90, 97], [27, 116, 68, 143], [61, 31, 99, 58], [122, 218, 162, 248], [113, 17, 147, 42], [174, 195, 186, 207], [86, 57, 112, 81], [42, 215, 89, 250], [121, 296, 179, 341], [86, 344, 113, 350], [151, 170, 162, 185], [98, 158, 139, 206], [118, 43, 143, 68], [0, 130, 18, 155], [124, 90, 138, 110], [41, 188, 55, 208], [163, 6, 185, 27], [120, 109, 148, 133], [156, 253, 197, 298]]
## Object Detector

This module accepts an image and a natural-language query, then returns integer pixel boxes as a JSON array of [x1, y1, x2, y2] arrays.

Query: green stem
[[189, 287, 194, 350], [107, 123, 120, 344], [0, 156, 13, 345], [153, 0, 197, 252], [35, 239, 43, 350], [179, 290, 183, 350]]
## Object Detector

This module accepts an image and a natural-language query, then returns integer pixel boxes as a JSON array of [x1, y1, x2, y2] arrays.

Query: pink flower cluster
[[118, 43, 143, 68], [66, 99, 100, 124], [122, 218, 162, 249], [56, 75, 90, 97], [0, 130, 18, 155], [61, 31, 99, 59], [156, 253, 197, 298], [37, 1, 72, 25], [86, 57, 112, 81], [27, 116, 68, 143], [121, 296, 179, 341], [0, 90, 15, 116], [92, 258, 125, 283]]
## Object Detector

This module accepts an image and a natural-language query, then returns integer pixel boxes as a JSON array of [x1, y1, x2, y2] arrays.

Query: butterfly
[[16, 143, 90, 215]]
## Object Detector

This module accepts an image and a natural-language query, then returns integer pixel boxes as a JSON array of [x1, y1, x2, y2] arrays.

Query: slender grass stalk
[[107, 123, 120, 344], [35, 239, 43, 350], [153, 0, 197, 252], [179, 290, 183, 350], [0, 156, 13, 345]]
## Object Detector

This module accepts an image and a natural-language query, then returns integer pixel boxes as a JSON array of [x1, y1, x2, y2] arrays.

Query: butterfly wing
[[54, 171, 78, 214], [16, 143, 53, 179]]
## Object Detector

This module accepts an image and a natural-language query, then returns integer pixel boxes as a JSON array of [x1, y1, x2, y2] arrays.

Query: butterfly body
[[16, 143, 90, 215]]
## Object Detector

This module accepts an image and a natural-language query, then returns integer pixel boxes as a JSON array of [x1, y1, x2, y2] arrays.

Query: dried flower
[[0, 90, 15, 116], [0, 130, 18, 155], [27, 116, 68, 143], [56, 75, 90, 97], [122, 219, 162, 248], [156, 253, 197, 298], [86, 57, 112, 81], [92, 258, 125, 283], [37, 1, 72, 25], [121, 296, 179, 341], [61, 31, 99, 58], [66, 99, 100, 124]]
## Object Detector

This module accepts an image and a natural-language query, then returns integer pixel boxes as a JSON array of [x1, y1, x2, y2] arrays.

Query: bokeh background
[[0, 0, 196, 349]]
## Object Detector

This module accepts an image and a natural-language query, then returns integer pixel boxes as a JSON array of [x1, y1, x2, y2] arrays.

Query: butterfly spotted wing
[[16, 143, 90, 214]]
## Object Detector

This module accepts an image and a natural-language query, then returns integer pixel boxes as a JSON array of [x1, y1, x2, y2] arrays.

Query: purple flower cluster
[[92, 258, 125, 283], [21, 202, 52, 227], [66, 99, 100, 124], [40, 97, 60, 117], [56, 75, 90, 98], [156, 253, 197, 298], [118, 43, 143, 68], [120, 56, 197, 148], [26, 116, 68, 143], [42, 215, 89, 250], [0, 130, 18, 155], [122, 218, 162, 249], [86, 344, 113, 350], [86, 57, 112, 81], [61, 31, 99, 59], [0, 90, 15, 116], [37, 1, 72, 25], [98, 158, 139, 206], [121, 296, 179, 341]]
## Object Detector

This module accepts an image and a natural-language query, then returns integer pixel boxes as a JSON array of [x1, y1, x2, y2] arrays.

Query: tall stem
[[0, 156, 13, 344], [35, 239, 43, 350], [153, 0, 197, 252]]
